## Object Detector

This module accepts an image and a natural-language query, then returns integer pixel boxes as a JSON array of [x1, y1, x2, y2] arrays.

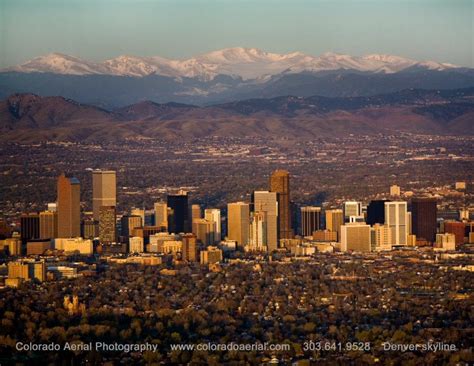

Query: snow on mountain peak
[[3, 48, 459, 79]]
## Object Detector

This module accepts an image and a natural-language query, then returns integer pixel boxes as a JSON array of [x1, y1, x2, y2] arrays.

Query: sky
[[0, 0, 472, 68]]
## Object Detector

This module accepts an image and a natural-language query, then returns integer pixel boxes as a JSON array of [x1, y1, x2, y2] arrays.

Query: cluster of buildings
[[1, 170, 473, 286]]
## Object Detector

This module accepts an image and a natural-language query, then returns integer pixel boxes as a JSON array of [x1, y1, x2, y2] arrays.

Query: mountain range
[[1, 48, 473, 107], [1, 87, 473, 142]]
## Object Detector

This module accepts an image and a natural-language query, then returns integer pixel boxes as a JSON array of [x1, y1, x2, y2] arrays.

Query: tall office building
[[227, 202, 250, 247], [154, 202, 168, 229], [92, 170, 116, 221], [343, 202, 362, 222], [167, 192, 189, 234], [384, 201, 408, 246], [204, 208, 221, 244], [249, 211, 267, 252], [99, 206, 116, 243], [39, 210, 58, 239], [20, 213, 40, 243], [182, 233, 198, 262], [340, 223, 371, 252], [269, 170, 292, 240], [82, 219, 98, 239], [370, 224, 392, 251], [301, 206, 321, 237], [252, 191, 278, 252], [130, 208, 145, 226], [411, 197, 437, 243], [192, 219, 214, 245], [191, 204, 202, 221], [444, 221, 465, 245], [120, 215, 142, 237], [367, 200, 390, 226], [325, 209, 344, 240], [57, 173, 81, 238]]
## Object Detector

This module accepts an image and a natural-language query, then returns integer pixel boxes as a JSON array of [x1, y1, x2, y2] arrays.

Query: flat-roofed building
[[227, 202, 250, 248], [39, 210, 58, 239], [57, 174, 81, 238], [343, 201, 362, 222], [129, 236, 144, 253], [204, 208, 221, 244], [340, 223, 371, 252], [99, 206, 116, 243], [182, 233, 198, 262], [313, 230, 337, 242], [411, 197, 437, 243], [121, 215, 142, 237], [92, 170, 116, 221], [154, 202, 168, 229], [26, 240, 51, 255], [444, 221, 465, 245], [252, 191, 278, 251], [301, 206, 321, 237], [54, 238, 93, 255], [370, 224, 392, 251], [8, 260, 46, 282], [193, 218, 214, 246], [269, 170, 292, 240], [435, 233, 456, 251], [20, 213, 40, 243], [385, 201, 408, 246], [200, 246, 223, 265], [325, 209, 344, 241]]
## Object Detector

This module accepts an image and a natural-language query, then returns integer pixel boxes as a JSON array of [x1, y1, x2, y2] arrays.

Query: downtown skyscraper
[[227, 202, 250, 248], [252, 191, 278, 252], [411, 197, 437, 243], [384, 201, 408, 246], [92, 170, 116, 221], [57, 173, 81, 238], [167, 191, 189, 234], [270, 170, 292, 240]]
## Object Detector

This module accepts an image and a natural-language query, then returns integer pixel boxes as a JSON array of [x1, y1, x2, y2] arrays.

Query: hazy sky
[[0, 0, 472, 68]]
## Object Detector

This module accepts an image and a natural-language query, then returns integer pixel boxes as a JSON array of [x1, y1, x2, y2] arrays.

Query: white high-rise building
[[253, 191, 278, 252], [204, 208, 221, 244], [384, 201, 408, 246], [344, 201, 362, 222], [248, 211, 267, 252]]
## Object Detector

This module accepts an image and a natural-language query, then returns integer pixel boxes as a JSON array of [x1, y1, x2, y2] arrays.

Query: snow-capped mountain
[[3, 47, 457, 80]]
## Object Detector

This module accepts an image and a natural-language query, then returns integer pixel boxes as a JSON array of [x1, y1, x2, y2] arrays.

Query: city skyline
[[0, 1, 472, 363], [6, 168, 471, 250]]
